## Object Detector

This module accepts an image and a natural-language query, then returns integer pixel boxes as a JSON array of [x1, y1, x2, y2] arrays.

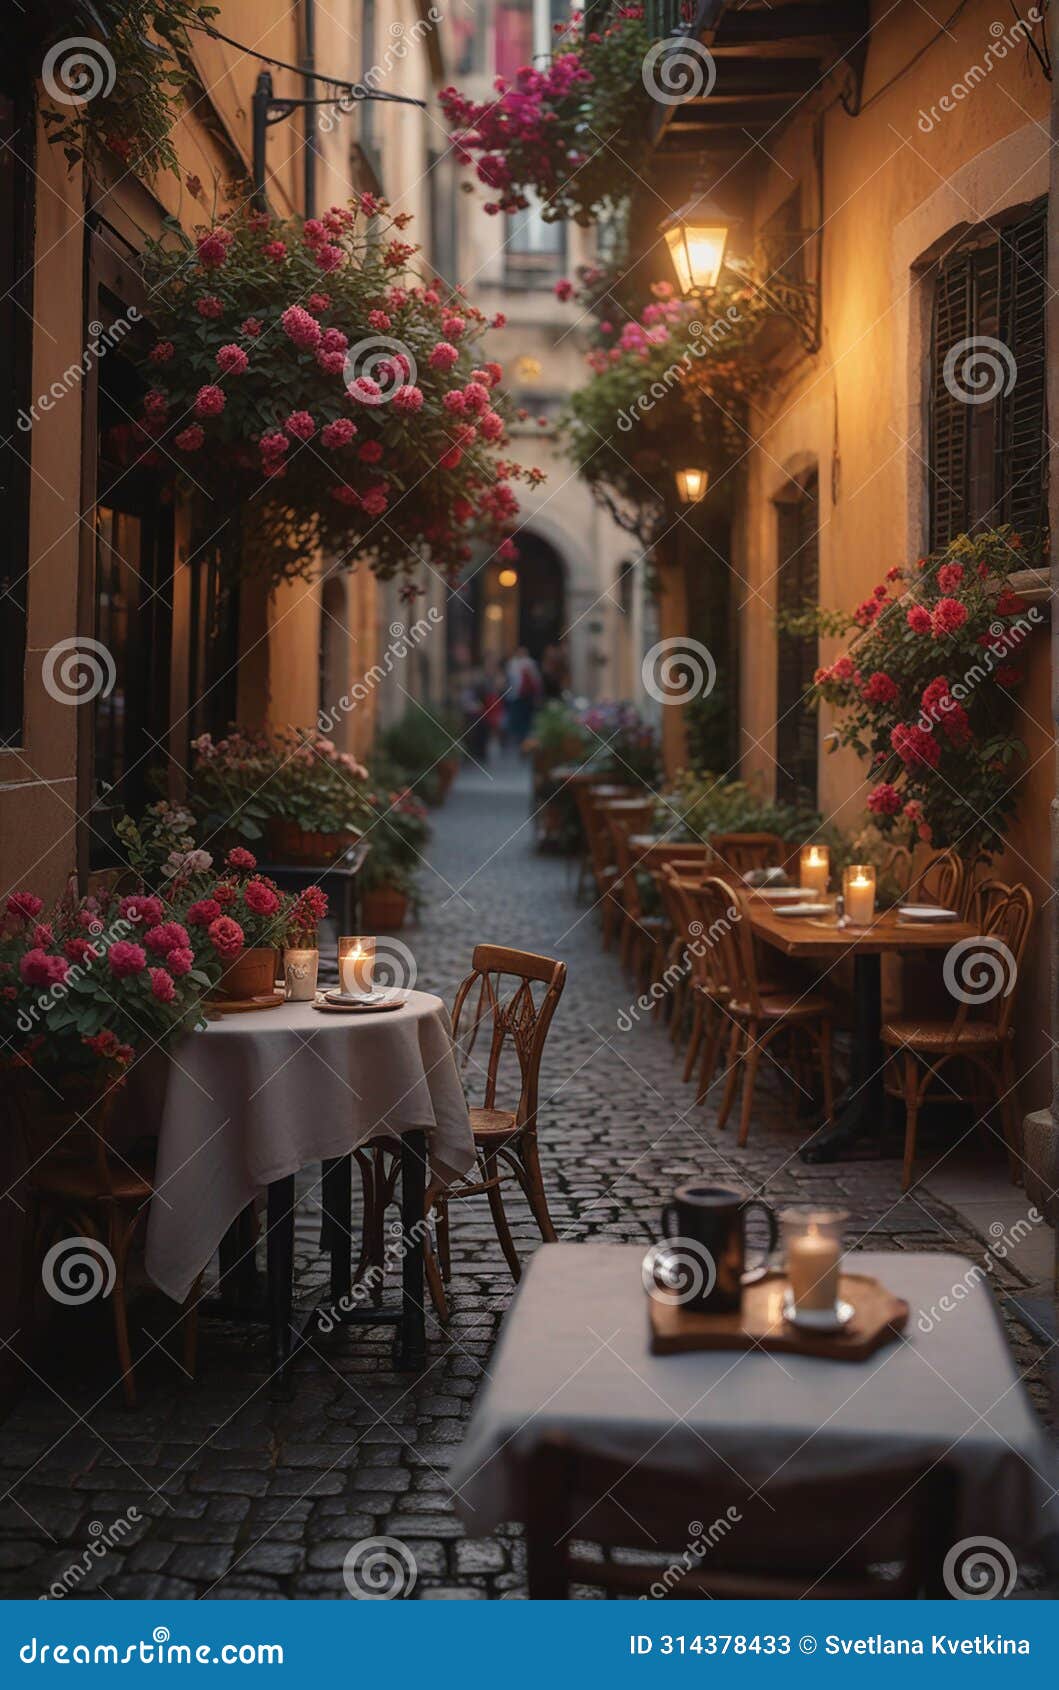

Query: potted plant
[[381, 702, 463, 805], [188, 728, 374, 864], [180, 848, 307, 1006], [282, 885, 330, 1002], [357, 782, 431, 930]]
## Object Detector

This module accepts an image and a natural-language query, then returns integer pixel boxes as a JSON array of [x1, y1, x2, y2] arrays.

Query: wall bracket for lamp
[[251, 70, 426, 208]]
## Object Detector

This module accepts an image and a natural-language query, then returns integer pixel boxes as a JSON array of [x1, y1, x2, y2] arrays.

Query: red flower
[[308, 293, 331, 313], [280, 305, 321, 350], [196, 230, 230, 268], [853, 597, 881, 628], [937, 562, 964, 592], [226, 846, 257, 872], [462, 381, 490, 414], [393, 385, 424, 412], [429, 341, 459, 371], [195, 294, 223, 320], [368, 310, 392, 331], [7, 892, 44, 924], [348, 376, 382, 404], [63, 937, 96, 965], [861, 671, 898, 706], [995, 589, 1028, 616], [144, 921, 190, 956], [996, 666, 1022, 686], [241, 317, 263, 338], [885, 565, 903, 582], [442, 389, 467, 415], [216, 343, 249, 376], [931, 596, 967, 637], [86, 1029, 120, 1058], [194, 385, 226, 419], [554, 279, 574, 302], [213, 883, 238, 907], [867, 782, 902, 817], [149, 968, 176, 1004], [208, 916, 244, 960], [263, 241, 287, 262], [168, 948, 195, 977], [244, 880, 280, 917], [149, 341, 174, 364], [19, 948, 69, 988], [830, 655, 855, 682], [358, 440, 384, 464], [891, 723, 940, 768], [906, 604, 932, 634], [120, 894, 164, 926], [108, 940, 147, 977], [902, 800, 923, 823], [186, 898, 222, 927], [286, 411, 316, 440], [321, 418, 356, 449], [175, 426, 205, 452], [360, 486, 389, 517]]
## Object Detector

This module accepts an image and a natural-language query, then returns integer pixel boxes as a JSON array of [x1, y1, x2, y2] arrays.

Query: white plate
[[773, 903, 831, 919], [782, 1292, 854, 1332], [754, 886, 803, 902], [898, 904, 958, 922]]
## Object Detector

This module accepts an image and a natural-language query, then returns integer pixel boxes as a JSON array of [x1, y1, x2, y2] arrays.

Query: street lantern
[[660, 192, 739, 296], [674, 466, 709, 503], [498, 567, 519, 587]]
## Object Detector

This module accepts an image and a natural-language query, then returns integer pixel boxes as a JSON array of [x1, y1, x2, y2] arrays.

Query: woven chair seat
[[881, 1019, 1008, 1051]]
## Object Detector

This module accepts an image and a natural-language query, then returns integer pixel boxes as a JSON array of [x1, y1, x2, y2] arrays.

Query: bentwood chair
[[11, 1081, 198, 1410], [708, 832, 786, 878], [882, 881, 1034, 1190], [698, 877, 835, 1145], [526, 1441, 956, 1599], [573, 784, 637, 949], [603, 798, 664, 983], [357, 946, 567, 1324], [906, 847, 964, 912]]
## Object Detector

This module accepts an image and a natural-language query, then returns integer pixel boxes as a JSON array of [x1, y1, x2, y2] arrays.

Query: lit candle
[[339, 936, 375, 996], [799, 845, 830, 897], [787, 1227, 842, 1312], [843, 864, 876, 926]]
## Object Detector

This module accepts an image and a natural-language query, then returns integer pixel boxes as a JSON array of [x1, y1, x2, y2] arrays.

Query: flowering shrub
[[659, 770, 822, 846], [189, 729, 373, 844], [114, 800, 209, 888], [806, 530, 1036, 855], [580, 702, 660, 784], [440, 8, 653, 224], [136, 200, 538, 591], [182, 848, 326, 955], [0, 885, 218, 1086]]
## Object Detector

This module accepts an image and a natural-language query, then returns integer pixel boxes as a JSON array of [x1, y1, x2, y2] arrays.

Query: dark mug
[[660, 1183, 777, 1313]]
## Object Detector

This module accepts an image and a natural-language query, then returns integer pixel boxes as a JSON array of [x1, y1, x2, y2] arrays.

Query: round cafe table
[[143, 990, 475, 1382]]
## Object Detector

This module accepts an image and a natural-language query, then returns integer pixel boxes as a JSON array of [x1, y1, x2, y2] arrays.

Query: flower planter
[[268, 819, 360, 867], [436, 758, 460, 803], [210, 947, 279, 1004], [361, 888, 409, 931]]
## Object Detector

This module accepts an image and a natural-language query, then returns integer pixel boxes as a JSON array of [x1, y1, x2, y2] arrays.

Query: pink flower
[[315, 243, 344, 272], [906, 604, 932, 634], [442, 390, 467, 415], [259, 430, 289, 459], [19, 948, 69, 988], [321, 417, 356, 449], [831, 655, 855, 682], [903, 800, 924, 823], [263, 241, 287, 262], [358, 440, 383, 464], [194, 385, 226, 419], [307, 293, 331, 313], [937, 562, 964, 592], [186, 898, 222, 927], [143, 389, 168, 418], [439, 447, 463, 470], [149, 967, 176, 1004], [208, 915, 244, 960], [331, 486, 360, 506], [241, 316, 263, 338], [195, 294, 223, 320], [347, 376, 382, 404], [120, 894, 164, 926], [320, 328, 348, 355], [244, 880, 280, 916], [64, 937, 96, 965], [286, 410, 316, 440], [168, 947, 194, 977], [7, 892, 44, 923], [216, 343, 248, 375], [369, 310, 392, 331], [479, 410, 504, 441], [861, 671, 899, 706], [554, 279, 573, 302], [891, 723, 940, 769], [303, 219, 327, 246], [175, 425, 205, 452], [280, 305, 322, 350], [108, 940, 147, 978], [360, 486, 389, 517], [144, 922, 190, 956], [393, 384, 424, 412], [442, 314, 466, 339], [866, 782, 902, 817], [226, 846, 257, 871], [931, 596, 968, 637], [462, 381, 490, 414], [149, 340, 174, 364], [491, 313, 506, 329], [315, 350, 347, 375], [429, 341, 459, 371], [196, 230, 230, 268]]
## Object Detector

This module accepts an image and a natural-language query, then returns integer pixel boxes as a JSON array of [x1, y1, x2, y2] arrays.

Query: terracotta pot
[[211, 947, 278, 1002], [435, 758, 460, 802], [361, 887, 409, 931], [268, 818, 360, 867]]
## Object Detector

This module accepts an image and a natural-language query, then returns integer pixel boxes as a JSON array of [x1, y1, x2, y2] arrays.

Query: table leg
[[801, 953, 886, 1163], [266, 1175, 296, 1390], [395, 1130, 426, 1371], [323, 1154, 352, 1304], [216, 1204, 261, 1313]]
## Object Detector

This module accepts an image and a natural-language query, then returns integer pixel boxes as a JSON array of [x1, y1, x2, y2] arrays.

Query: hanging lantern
[[660, 192, 739, 296], [674, 467, 709, 503]]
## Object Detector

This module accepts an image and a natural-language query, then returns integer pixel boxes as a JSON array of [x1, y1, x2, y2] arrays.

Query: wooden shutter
[[929, 253, 973, 550], [775, 479, 820, 807], [997, 204, 1048, 542]]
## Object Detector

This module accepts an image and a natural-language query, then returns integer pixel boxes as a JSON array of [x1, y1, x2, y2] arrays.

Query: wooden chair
[[574, 784, 637, 949], [11, 1082, 198, 1410], [665, 871, 735, 1101], [526, 1440, 956, 1599], [709, 832, 785, 877], [882, 881, 1034, 1190], [906, 847, 964, 912], [358, 946, 567, 1324], [657, 857, 716, 1048], [603, 798, 664, 984], [698, 878, 834, 1145]]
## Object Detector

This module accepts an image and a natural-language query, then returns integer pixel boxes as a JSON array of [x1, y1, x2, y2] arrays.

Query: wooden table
[[747, 903, 976, 1163]]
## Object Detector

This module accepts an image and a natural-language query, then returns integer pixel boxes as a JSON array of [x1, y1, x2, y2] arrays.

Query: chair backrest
[[881, 844, 913, 895], [574, 785, 638, 883], [709, 832, 785, 876], [908, 847, 964, 912], [526, 1440, 955, 1599], [604, 799, 657, 919], [951, 880, 1035, 1037], [451, 945, 566, 1133], [8, 1072, 131, 1202], [688, 876, 757, 1008]]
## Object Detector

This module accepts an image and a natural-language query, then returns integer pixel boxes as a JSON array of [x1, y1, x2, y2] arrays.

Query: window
[[774, 475, 819, 808], [928, 201, 1047, 551], [496, 0, 534, 82], [504, 195, 566, 288], [0, 84, 34, 747]]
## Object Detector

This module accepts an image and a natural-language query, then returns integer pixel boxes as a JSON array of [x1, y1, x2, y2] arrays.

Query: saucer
[[781, 1291, 854, 1332]]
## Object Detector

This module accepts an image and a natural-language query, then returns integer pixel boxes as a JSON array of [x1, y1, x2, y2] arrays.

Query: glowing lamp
[[660, 193, 739, 296], [498, 567, 519, 587], [674, 467, 709, 503]]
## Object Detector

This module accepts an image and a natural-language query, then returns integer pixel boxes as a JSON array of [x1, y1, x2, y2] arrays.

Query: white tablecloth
[[450, 1244, 1057, 1550], [143, 991, 475, 1302]]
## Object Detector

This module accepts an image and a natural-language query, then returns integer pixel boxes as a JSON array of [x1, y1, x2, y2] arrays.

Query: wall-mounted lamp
[[674, 467, 709, 503], [498, 567, 519, 587], [659, 192, 740, 296]]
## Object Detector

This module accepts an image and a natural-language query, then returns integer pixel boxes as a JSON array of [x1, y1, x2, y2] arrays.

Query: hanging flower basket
[[135, 200, 542, 592]]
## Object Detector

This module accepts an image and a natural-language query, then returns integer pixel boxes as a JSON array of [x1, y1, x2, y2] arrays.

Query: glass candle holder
[[799, 844, 830, 897], [781, 1207, 847, 1313], [842, 863, 876, 925], [338, 936, 375, 996]]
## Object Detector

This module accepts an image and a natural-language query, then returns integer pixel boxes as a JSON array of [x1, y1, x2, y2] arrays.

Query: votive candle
[[787, 1227, 842, 1312], [799, 844, 830, 897], [339, 936, 375, 995], [842, 864, 876, 925]]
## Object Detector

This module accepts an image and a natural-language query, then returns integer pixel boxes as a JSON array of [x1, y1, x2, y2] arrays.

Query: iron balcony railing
[[583, 0, 716, 38]]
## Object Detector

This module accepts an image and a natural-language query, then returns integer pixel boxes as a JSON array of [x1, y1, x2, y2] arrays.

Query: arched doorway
[[461, 529, 568, 670]]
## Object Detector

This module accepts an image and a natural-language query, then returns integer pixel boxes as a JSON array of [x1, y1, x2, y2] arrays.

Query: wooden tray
[[206, 991, 285, 1017], [648, 1270, 908, 1361]]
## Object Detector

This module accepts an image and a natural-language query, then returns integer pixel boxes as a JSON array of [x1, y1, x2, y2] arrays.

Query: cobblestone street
[[0, 760, 1052, 1600]]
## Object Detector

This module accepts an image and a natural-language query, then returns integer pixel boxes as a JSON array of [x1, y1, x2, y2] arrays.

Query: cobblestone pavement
[[0, 760, 1053, 1600]]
